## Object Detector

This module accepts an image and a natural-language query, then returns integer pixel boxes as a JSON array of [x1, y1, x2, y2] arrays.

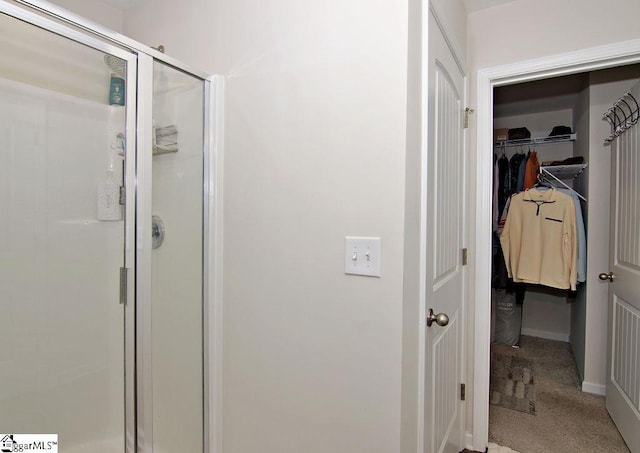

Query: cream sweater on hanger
[[500, 188, 578, 291]]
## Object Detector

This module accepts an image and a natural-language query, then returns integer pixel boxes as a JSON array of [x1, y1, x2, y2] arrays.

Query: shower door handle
[[120, 267, 128, 305]]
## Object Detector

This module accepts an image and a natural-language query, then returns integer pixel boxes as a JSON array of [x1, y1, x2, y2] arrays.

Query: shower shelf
[[153, 145, 178, 155], [153, 124, 178, 155]]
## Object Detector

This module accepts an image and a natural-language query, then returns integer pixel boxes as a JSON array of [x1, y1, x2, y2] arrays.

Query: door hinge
[[464, 107, 474, 129], [119, 185, 126, 206], [462, 248, 468, 266], [119, 267, 128, 305], [460, 383, 466, 401]]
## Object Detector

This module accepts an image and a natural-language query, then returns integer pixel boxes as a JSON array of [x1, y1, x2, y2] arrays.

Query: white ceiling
[[96, 0, 143, 10], [463, 0, 518, 13], [98, 0, 519, 13]]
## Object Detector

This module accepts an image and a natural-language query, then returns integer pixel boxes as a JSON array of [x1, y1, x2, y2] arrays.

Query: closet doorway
[[488, 66, 639, 453], [473, 42, 640, 453]]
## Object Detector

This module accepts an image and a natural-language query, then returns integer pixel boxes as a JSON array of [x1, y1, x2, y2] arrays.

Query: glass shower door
[[0, 8, 135, 453], [143, 60, 205, 452]]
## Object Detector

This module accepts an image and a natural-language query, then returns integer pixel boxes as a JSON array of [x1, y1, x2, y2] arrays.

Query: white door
[[423, 11, 466, 453], [605, 81, 640, 453]]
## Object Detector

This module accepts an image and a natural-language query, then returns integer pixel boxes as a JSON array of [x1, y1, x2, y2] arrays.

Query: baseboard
[[465, 431, 486, 452], [582, 381, 606, 396], [520, 328, 569, 343], [465, 431, 475, 450]]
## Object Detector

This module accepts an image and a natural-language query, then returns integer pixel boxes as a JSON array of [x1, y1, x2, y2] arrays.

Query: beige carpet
[[488, 443, 520, 453], [489, 336, 630, 453]]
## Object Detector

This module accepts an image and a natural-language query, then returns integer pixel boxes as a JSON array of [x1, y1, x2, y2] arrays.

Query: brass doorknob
[[427, 308, 449, 327], [599, 272, 614, 282]]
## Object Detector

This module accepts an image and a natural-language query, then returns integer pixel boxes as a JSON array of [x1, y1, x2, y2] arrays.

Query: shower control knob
[[152, 215, 165, 249], [427, 309, 449, 327], [598, 272, 615, 282]]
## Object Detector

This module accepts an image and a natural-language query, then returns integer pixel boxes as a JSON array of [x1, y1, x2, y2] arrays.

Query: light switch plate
[[344, 236, 381, 277]]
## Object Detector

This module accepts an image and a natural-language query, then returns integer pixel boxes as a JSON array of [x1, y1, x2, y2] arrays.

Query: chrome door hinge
[[462, 248, 468, 266], [460, 383, 466, 401], [464, 107, 474, 129], [119, 267, 128, 305]]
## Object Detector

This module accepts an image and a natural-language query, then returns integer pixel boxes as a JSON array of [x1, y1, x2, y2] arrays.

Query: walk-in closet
[[488, 64, 640, 453]]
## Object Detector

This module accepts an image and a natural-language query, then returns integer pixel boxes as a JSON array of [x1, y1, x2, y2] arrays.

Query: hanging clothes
[[496, 194, 513, 235], [497, 154, 509, 221], [508, 152, 526, 197], [516, 151, 529, 192], [493, 154, 500, 232], [523, 150, 539, 189], [500, 188, 578, 291], [558, 188, 587, 283]]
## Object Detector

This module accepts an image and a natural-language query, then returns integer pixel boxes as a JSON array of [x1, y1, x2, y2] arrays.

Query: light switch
[[345, 236, 381, 277]]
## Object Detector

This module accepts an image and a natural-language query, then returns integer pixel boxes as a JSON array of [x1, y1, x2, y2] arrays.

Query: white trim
[[473, 66, 493, 452], [202, 77, 213, 453], [458, 47, 470, 453], [415, 5, 429, 451], [520, 328, 569, 343], [479, 39, 640, 86], [136, 53, 155, 453], [464, 432, 475, 451], [207, 75, 225, 453], [582, 381, 607, 396], [472, 38, 640, 453]]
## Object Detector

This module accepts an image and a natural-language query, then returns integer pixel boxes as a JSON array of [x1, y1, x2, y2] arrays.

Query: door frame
[[472, 38, 640, 451]]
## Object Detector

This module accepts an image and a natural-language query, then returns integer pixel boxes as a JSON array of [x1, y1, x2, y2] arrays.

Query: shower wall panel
[[0, 77, 125, 451]]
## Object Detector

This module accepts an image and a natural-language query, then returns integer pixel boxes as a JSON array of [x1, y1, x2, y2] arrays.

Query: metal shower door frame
[[0, 2, 219, 452]]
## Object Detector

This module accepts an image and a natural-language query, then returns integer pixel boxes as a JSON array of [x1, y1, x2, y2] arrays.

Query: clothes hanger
[[532, 172, 554, 190]]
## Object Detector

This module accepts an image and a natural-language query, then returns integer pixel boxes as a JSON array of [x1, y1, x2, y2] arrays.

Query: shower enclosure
[[0, 1, 218, 452]]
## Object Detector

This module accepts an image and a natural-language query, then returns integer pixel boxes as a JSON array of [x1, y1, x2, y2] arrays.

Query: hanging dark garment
[[508, 153, 526, 197], [497, 154, 509, 220]]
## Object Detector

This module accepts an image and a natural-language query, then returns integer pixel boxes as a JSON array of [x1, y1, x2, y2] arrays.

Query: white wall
[[123, 0, 468, 451], [467, 0, 640, 73], [126, 1, 409, 452], [46, 0, 124, 32], [123, 0, 214, 71], [431, 0, 467, 64], [214, 2, 408, 450], [571, 78, 590, 382]]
